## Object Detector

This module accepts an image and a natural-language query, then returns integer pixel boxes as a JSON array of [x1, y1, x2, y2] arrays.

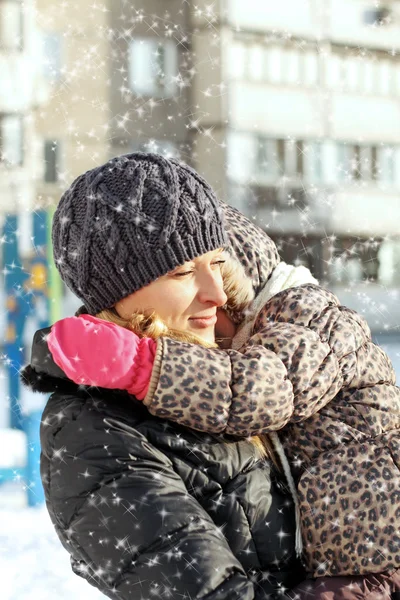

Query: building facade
[[34, 0, 110, 205], [192, 0, 400, 344], [0, 0, 42, 233], [29, 0, 400, 347]]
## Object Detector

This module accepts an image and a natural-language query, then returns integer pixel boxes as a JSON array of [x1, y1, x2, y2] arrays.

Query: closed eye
[[211, 260, 226, 268], [173, 260, 226, 278], [173, 270, 194, 278]]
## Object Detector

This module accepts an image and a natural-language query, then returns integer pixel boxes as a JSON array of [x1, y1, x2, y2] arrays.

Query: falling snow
[[2, 0, 400, 598], [0, 485, 104, 600]]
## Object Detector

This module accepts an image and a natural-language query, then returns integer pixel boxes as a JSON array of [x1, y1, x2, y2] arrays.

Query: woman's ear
[[110, 306, 121, 318]]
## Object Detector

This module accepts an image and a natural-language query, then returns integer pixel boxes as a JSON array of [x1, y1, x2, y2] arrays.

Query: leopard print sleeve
[[142, 319, 343, 436], [143, 284, 394, 438], [247, 322, 343, 422], [255, 283, 396, 392], [143, 337, 295, 436]]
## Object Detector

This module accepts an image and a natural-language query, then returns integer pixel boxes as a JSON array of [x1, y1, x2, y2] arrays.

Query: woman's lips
[[189, 315, 218, 328]]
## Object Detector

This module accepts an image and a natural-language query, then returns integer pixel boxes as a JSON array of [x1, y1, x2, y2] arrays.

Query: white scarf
[[231, 262, 318, 558], [232, 262, 318, 352]]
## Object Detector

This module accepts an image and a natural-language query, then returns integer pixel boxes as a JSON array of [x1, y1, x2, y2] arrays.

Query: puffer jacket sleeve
[[253, 283, 395, 391], [143, 283, 394, 438], [143, 290, 344, 437], [42, 398, 256, 600]]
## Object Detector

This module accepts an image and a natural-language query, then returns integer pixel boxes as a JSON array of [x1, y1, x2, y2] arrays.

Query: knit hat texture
[[52, 153, 228, 314]]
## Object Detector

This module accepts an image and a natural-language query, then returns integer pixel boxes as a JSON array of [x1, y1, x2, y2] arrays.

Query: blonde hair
[[96, 252, 276, 464]]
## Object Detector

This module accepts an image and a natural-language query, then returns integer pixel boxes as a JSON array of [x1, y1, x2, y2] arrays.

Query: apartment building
[[109, 0, 193, 159], [191, 0, 400, 349], [35, 0, 193, 199], [33, 0, 195, 313], [0, 0, 49, 349], [31, 0, 400, 351], [34, 0, 110, 205], [0, 0, 41, 225]]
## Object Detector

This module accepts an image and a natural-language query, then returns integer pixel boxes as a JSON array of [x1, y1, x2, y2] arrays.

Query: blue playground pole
[[24, 411, 45, 505], [1, 209, 58, 505], [23, 210, 51, 507], [2, 215, 30, 431]]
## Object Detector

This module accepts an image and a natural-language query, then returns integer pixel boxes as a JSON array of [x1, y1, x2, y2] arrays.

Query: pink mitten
[[47, 314, 156, 400]]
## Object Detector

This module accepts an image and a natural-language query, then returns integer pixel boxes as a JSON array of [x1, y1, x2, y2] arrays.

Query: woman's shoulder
[[40, 386, 152, 458]]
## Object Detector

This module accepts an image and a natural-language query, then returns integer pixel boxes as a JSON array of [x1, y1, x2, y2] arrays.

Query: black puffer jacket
[[22, 328, 303, 599]]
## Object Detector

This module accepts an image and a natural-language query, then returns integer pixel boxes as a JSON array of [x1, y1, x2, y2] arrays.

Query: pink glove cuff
[[127, 336, 156, 400], [47, 315, 156, 400]]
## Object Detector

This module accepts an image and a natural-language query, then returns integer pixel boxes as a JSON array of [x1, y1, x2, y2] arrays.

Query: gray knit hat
[[52, 153, 228, 314]]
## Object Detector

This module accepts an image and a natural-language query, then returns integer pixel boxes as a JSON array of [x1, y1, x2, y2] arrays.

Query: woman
[[44, 161, 400, 597], [22, 153, 304, 599]]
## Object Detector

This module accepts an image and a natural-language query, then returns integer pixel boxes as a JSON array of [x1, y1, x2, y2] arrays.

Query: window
[[328, 54, 367, 92], [255, 137, 325, 182], [377, 145, 395, 184], [267, 47, 320, 87], [304, 141, 323, 183], [330, 253, 363, 284], [42, 33, 62, 81], [377, 60, 391, 95], [328, 237, 381, 284], [302, 51, 318, 86], [284, 48, 300, 85], [337, 143, 383, 182], [337, 143, 357, 181], [44, 140, 60, 183], [327, 53, 398, 96], [363, 7, 391, 26], [251, 136, 400, 187], [361, 239, 381, 281], [227, 131, 255, 182], [272, 235, 322, 279], [228, 42, 246, 79], [0, 0, 22, 51], [247, 184, 280, 208], [255, 138, 284, 178], [362, 59, 376, 94], [295, 141, 304, 177], [378, 239, 400, 286], [229, 41, 322, 88], [0, 114, 23, 165], [326, 54, 342, 89], [359, 146, 378, 180], [284, 139, 304, 177], [129, 38, 178, 98], [265, 46, 282, 84], [345, 58, 360, 92], [248, 45, 264, 81]]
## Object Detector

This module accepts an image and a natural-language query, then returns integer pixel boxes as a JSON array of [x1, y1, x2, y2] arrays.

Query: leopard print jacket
[[143, 204, 400, 578]]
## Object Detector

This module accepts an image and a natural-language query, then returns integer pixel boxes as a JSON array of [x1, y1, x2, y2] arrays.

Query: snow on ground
[[0, 483, 105, 600]]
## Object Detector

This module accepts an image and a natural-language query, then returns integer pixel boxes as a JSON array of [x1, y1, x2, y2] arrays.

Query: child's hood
[[221, 202, 280, 296]]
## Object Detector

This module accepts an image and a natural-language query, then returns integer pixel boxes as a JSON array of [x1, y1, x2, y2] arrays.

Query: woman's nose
[[198, 273, 227, 307]]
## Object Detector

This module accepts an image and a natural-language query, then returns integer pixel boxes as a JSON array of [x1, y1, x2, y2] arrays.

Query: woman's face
[[115, 249, 228, 343]]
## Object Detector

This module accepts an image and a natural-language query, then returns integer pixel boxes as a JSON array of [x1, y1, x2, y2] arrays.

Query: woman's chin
[[197, 331, 215, 344], [187, 326, 215, 344]]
